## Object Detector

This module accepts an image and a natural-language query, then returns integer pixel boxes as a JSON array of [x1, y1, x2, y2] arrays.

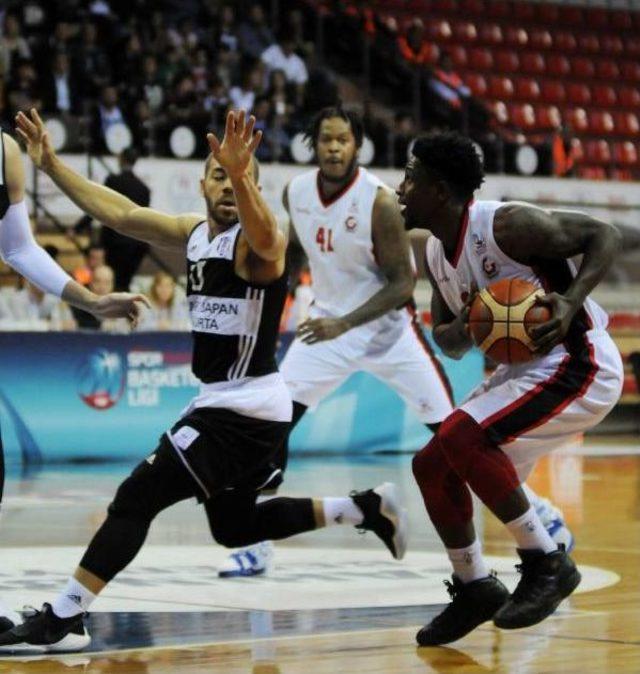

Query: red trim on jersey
[[316, 167, 361, 208], [445, 199, 473, 268], [406, 304, 455, 407]]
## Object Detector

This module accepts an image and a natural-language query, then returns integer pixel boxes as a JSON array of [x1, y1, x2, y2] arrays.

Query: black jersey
[[186, 221, 287, 384], [0, 134, 10, 219]]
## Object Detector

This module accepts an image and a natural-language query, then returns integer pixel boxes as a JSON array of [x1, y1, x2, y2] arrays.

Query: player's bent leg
[[0, 441, 196, 652], [522, 483, 575, 552], [217, 402, 309, 579], [412, 437, 509, 646]]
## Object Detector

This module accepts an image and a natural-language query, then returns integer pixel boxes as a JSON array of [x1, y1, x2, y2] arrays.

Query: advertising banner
[[0, 332, 483, 463]]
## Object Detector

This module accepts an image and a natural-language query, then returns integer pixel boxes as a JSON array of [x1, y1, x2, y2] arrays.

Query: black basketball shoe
[[351, 482, 408, 560], [0, 604, 90, 653], [493, 544, 581, 629], [416, 573, 510, 646]]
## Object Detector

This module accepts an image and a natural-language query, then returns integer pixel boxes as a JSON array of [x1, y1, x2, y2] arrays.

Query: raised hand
[[15, 108, 56, 171], [206, 110, 262, 180]]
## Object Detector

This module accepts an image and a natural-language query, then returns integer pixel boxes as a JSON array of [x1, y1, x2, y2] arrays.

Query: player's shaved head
[[204, 153, 260, 182]]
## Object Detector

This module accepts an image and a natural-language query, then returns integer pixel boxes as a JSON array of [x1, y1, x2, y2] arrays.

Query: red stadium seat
[[540, 80, 565, 104], [610, 11, 633, 30], [489, 76, 514, 99], [513, 2, 535, 22], [554, 32, 577, 53], [613, 141, 638, 166], [624, 37, 640, 58], [429, 20, 452, 41], [621, 61, 640, 83], [515, 78, 540, 101], [596, 60, 620, 80], [486, 0, 509, 18], [566, 83, 591, 106], [602, 35, 624, 55], [618, 87, 640, 108], [547, 55, 570, 77], [453, 21, 478, 43], [450, 44, 468, 67], [569, 138, 584, 163], [592, 85, 617, 107], [510, 103, 536, 130], [520, 52, 545, 75], [614, 112, 640, 135], [589, 111, 615, 135], [431, 0, 456, 11], [504, 26, 528, 47], [558, 6, 583, 25], [495, 50, 520, 73], [567, 107, 589, 133], [578, 167, 606, 180], [586, 8, 609, 29], [465, 73, 488, 96], [460, 0, 486, 14], [479, 23, 503, 46], [537, 4, 559, 23], [535, 105, 561, 131], [609, 169, 633, 181], [468, 47, 493, 70], [578, 34, 600, 54], [492, 101, 510, 125], [571, 57, 595, 79], [585, 140, 612, 165], [530, 29, 552, 51]]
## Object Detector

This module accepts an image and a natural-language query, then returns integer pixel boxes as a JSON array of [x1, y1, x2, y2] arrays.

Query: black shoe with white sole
[[351, 482, 408, 560], [0, 603, 90, 653]]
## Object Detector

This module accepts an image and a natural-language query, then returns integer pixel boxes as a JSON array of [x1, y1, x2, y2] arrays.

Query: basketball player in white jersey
[[399, 131, 623, 645], [0, 130, 149, 633], [219, 106, 573, 578], [0, 109, 407, 652]]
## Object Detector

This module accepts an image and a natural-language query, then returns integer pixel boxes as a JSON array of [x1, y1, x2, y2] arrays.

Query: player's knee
[[435, 410, 486, 476], [108, 466, 157, 522], [209, 520, 251, 548]]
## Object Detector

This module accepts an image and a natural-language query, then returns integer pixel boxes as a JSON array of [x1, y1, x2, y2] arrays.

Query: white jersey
[[287, 167, 410, 337], [425, 200, 608, 340]]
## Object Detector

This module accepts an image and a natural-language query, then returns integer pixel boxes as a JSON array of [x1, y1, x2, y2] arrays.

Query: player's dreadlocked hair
[[411, 132, 485, 201], [303, 104, 364, 150]]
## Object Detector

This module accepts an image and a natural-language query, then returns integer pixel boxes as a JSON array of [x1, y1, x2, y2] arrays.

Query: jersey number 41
[[316, 227, 334, 253]]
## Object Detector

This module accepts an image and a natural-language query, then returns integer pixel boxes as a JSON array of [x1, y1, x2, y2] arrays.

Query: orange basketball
[[468, 278, 551, 364]]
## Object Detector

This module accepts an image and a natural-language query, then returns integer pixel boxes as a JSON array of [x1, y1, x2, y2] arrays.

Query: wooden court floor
[[0, 448, 638, 673]]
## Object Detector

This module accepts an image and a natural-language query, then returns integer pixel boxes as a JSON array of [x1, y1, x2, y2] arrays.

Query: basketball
[[468, 279, 551, 364]]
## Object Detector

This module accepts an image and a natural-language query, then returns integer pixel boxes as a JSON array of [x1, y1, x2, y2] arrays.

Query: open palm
[[207, 110, 262, 179], [15, 108, 55, 171]]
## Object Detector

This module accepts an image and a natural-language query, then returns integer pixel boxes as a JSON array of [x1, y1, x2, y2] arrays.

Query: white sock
[[521, 483, 541, 508], [446, 540, 490, 584], [51, 578, 96, 618], [505, 506, 557, 553], [322, 497, 364, 526]]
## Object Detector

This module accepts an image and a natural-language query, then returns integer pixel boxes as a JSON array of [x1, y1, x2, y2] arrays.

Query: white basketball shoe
[[534, 497, 575, 552], [218, 541, 275, 578]]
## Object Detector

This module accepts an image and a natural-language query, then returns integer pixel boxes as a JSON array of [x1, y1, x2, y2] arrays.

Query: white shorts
[[280, 320, 454, 424], [461, 329, 623, 480]]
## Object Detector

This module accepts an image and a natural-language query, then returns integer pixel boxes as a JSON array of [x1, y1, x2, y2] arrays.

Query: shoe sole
[[494, 567, 582, 630], [374, 482, 409, 561], [218, 567, 269, 578], [46, 631, 91, 653]]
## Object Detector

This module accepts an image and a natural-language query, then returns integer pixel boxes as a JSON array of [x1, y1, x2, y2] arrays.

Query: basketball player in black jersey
[[0, 130, 149, 633], [0, 109, 408, 652]]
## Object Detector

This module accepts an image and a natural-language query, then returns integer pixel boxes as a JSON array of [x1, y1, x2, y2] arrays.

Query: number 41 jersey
[[288, 167, 407, 328], [186, 221, 288, 384]]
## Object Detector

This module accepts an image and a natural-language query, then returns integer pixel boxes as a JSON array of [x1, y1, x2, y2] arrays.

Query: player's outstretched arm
[[15, 109, 196, 251], [494, 202, 622, 352], [0, 131, 150, 323], [207, 110, 285, 263], [297, 188, 415, 344]]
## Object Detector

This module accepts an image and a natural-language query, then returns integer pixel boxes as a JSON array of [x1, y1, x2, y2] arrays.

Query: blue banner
[[0, 332, 483, 463]]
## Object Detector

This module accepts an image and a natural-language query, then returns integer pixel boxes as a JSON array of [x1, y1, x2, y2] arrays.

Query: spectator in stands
[[0, 13, 31, 79], [215, 5, 239, 54], [552, 124, 578, 178], [237, 3, 274, 60], [136, 272, 189, 331], [93, 85, 126, 152], [137, 54, 164, 114], [267, 69, 297, 123], [261, 30, 308, 107], [73, 21, 111, 98], [284, 9, 314, 60], [203, 76, 230, 129], [190, 47, 211, 94], [6, 59, 41, 117], [167, 17, 200, 55], [428, 52, 472, 127], [252, 96, 288, 163], [100, 147, 151, 291], [0, 279, 75, 331], [229, 66, 263, 114], [130, 99, 153, 155], [73, 244, 106, 287], [41, 52, 79, 116], [397, 18, 437, 68]]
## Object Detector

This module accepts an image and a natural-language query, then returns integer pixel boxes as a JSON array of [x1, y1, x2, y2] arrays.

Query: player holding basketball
[[220, 106, 574, 578], [399, 131, 623, 645], [0, 109, 408, 652], [0, 130, 149, 632]]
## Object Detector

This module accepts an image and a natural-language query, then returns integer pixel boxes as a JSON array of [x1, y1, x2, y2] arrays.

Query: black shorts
[[161, 407, 290, 501]]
